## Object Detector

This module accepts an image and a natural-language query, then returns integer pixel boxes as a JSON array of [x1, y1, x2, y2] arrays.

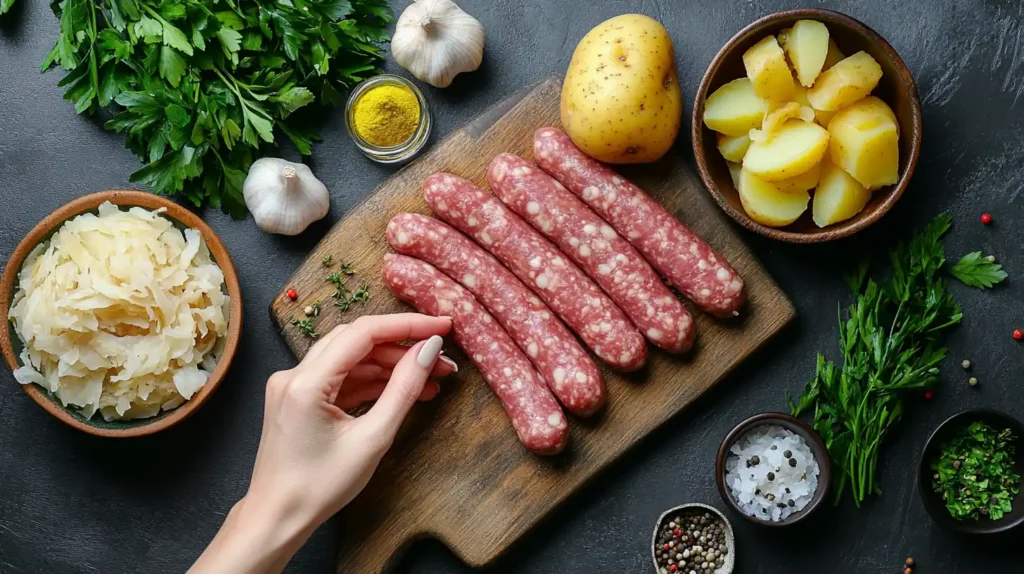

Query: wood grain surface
[[270, 77, 795, 572]]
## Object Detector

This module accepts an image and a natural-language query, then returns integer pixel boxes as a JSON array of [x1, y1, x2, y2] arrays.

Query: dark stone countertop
[[2, 1, 1023, 573]]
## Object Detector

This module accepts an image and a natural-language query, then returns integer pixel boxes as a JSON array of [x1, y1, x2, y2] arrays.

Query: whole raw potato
[[561, 14, 682, 164]]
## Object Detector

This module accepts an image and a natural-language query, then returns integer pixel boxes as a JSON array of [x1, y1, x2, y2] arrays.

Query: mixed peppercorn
[[654, 510, 729, 574]]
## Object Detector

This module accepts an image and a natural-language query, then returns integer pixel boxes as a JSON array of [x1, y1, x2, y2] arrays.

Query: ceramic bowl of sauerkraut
[[0, 191, 242, 437]]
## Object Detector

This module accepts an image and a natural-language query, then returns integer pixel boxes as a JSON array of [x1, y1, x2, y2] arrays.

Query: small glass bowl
[[344, 74, 431, 164]]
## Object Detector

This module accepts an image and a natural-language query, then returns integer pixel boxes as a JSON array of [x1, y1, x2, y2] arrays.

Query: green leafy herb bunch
[[44, 0, 393, 216], [789, 214, 964, 506]]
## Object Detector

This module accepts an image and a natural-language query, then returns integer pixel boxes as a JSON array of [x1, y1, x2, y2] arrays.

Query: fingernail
[[417, 335, 444, 368], [438, 354, 459, 373]]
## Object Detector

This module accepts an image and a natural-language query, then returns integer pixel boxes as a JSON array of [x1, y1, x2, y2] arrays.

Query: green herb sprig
[[1, 0, 16, 15], [290, 316, 318, 339], [931, 421, 1020, 520], [789, 214, 964, 506], [43, 0, 393, 216], [949, 252, 1007, 289], [327, 263, 368, 312]]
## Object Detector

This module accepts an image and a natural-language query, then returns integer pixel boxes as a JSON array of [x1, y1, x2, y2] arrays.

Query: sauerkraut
[[8, 202, 230, 421]]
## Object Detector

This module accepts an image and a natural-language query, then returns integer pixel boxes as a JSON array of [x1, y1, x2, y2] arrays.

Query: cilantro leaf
[[949, 251, 1008, 289]]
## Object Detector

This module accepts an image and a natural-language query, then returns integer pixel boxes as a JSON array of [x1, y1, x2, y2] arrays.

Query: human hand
[[192, 313, 454, 574]]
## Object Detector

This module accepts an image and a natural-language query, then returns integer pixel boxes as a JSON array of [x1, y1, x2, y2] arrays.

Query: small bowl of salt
[[716, 413, 831, 526]]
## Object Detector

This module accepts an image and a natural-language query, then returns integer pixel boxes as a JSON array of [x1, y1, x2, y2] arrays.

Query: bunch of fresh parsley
[[43, 0, 392, 216], [931, 421, 1020, 520], [789, 214, 964, 506]]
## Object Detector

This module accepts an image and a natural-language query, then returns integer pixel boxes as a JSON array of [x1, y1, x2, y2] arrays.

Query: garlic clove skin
[[392, 0, 485, 88], [243, 157, 329, 236]]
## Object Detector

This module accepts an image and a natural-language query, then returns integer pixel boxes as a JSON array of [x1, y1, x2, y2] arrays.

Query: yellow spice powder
[[352, 84, 421, 147]]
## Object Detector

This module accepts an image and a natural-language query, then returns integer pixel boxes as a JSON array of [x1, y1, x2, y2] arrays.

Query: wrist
[[191, 494, 319, 574], [231, 493, 318, 553]]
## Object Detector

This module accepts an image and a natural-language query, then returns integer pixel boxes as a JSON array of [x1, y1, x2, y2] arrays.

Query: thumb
[[362, 335, 444, 437]]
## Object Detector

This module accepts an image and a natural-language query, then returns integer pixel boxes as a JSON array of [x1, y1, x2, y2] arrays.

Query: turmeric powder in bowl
[[345, 75, 431, 164], [352, 84, 421, 147]]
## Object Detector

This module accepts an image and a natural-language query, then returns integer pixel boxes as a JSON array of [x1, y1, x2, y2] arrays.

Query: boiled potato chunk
[[743, 35, 797, 102], [773, 160, 821, 194], [703, 78, 768, 136], [737, 168, 810, 227], [822, 38, 845, 71], [743, 119, 830, 181], [753, 102, 815, 141], [806, 51, 883, 111], [717, 133, 751, 163], [561, 14, 682, 163], [846, 95, 899, 134], [785, 20, 830, 87], [793, 86, 836, 126], [828, 99, 899, 189], [813, 160, 871, 227]]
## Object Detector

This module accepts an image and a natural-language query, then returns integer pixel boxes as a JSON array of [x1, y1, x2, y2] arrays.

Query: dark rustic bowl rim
[[917, 408, 1024, 534], [0, 190, 244, 438], [715, 412, 832, 526], [691, 8, 922, 243]]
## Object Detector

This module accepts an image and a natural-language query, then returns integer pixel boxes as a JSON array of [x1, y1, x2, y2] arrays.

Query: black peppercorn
[[788, 458, 798, 467], [767, 472, 775, 481], [783, 450, 792, 458]]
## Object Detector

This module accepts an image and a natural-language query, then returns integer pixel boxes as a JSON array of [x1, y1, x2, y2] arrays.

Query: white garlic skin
[[243, 158, 329, 236], [392, 0, 485, 88]]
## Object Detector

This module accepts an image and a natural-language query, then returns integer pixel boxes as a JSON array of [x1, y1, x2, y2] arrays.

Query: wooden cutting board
[[270, 77, 795, 572]]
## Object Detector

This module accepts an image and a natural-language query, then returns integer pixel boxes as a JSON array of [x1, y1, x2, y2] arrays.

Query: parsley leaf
[[789, 214, 964, 507], [1, 0, 16, 16], [949, 251, 1008, 289], [44, 0, 393, 216]]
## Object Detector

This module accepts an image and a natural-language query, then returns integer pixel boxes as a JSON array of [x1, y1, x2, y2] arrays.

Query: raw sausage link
[[424, 173, 646, 371], [382, 254, 569, 455], [387, 213, 605, 416], [534, 127, 745, 317], [488, 154, 695, 353]]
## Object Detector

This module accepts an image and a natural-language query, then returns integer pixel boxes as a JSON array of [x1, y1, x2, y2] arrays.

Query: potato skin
[[561, 14, 682, 164]]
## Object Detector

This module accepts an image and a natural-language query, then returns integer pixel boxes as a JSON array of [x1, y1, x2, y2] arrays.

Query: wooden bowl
[[692, 9, 922, 243], [715, 412, 831, 526], [0, 191, 243, 437], [918, 409, 1024, 534]]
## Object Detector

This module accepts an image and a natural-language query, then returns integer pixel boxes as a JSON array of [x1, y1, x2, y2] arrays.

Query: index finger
[[301, 313, 452, 384]]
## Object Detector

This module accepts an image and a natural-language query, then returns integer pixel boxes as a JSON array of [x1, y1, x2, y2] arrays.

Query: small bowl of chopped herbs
[[918, 409, 1024, 534]]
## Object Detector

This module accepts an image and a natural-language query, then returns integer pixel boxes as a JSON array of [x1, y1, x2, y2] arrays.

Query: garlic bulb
[[243, 158, 329, 236], [391, 0, 485, 88]]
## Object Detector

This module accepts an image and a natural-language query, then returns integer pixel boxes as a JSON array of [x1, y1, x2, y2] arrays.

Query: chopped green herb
[[327, 270, 350, 301], [340, 262, 355, 276], [352, 283, 370, 303], [321, 254, 334, 267], [290, 317, 318, 339], [931, 421, 1020, 520], [42, 0, 393, 216], [1, 0, 16, 16], [788, 214, 963, 506], [949, 251, 1008, 289]]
